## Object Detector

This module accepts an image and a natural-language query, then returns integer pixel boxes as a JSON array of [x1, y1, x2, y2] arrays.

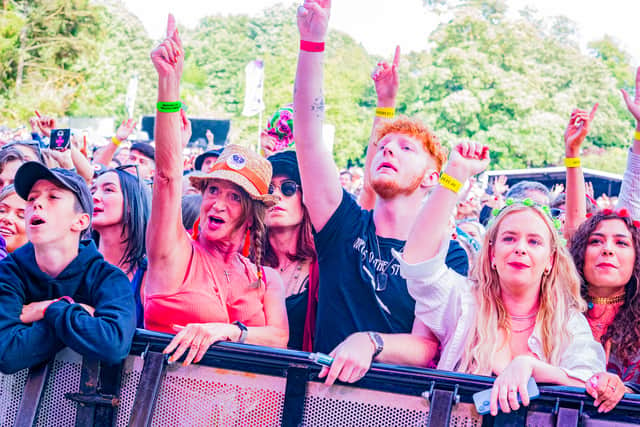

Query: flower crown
[[491, 198, 562, 233], [586, 207, 640, 228]]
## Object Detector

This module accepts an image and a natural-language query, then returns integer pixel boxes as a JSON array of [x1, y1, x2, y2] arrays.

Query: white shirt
[[394, 241, 606, 381], [617, 148, 640, 221]]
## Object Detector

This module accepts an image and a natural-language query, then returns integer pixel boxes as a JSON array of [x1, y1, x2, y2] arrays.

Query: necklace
[[279, 258, 294, 273], [285, 261, 305, 294], [587, 293, 625, 308], [512, 322, 535, 333], [509, 312, 537, 321]]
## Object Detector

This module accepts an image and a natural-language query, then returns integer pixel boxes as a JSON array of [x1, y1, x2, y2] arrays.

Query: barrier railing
[[2, 329, 640, 426]]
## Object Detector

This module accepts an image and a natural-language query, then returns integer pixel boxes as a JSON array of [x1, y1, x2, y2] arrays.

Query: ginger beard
[[371, 166, 427, 200]]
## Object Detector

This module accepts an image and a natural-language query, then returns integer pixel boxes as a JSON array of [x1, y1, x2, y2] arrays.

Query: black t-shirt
[[313, 190, 469, 353]]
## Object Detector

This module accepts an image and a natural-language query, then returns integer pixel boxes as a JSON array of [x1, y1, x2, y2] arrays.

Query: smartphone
[[308, 352, 334, 367], [50, 128, 71, 151], [473, 377, 539, 415]]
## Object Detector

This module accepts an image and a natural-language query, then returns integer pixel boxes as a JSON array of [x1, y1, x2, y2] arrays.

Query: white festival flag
[[242, 59, 265, 117], [125, 73, 138, 119]]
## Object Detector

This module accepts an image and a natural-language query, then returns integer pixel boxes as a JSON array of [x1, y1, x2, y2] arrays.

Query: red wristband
[[300, 40, 325, 52]]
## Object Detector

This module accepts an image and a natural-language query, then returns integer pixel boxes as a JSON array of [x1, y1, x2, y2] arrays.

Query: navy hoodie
[[0, 240, 136, 374]]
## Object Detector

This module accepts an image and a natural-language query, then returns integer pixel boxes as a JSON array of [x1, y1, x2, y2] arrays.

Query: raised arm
[[146, 15, 192, 294], [563, 104, 598, 239], [618, 67, 640, 219], [403, 142, 489, 264], [293, 0, 342, 230], [93, 119, 137, 166], [359, 46, 400, 210]]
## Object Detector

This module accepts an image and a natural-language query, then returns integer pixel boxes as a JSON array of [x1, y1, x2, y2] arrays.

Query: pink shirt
[[144, 238, 267, 334]]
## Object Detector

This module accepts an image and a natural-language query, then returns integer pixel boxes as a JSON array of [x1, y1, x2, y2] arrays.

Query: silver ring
[[609, 385, 616, 392], [509, 387, 517, 393]]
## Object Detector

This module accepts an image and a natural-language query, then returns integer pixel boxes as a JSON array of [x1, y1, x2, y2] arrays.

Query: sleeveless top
[[144, 238, 267, 334]]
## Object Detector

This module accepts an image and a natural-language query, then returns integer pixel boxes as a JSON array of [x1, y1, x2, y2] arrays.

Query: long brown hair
[[262, 188, 316, 268], [459, 204, 585, 374], [569, 212, 640, 363]]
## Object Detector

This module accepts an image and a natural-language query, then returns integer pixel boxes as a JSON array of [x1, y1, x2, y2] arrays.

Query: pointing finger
[[166, 14, 176, 39], [589, 103, 599, 120], [392, 45, 401, 67]]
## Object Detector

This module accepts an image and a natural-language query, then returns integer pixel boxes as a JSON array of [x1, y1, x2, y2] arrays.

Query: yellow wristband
[[439, 172, 462, 193], [634, 130, 640, 141], [375, 107, 395, 119], [564, 157, 581, 168], [111, 136, 122, 146]]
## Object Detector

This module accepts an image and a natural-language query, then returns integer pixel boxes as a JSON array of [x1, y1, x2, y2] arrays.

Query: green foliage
[[398, 3, 632, 172], [0, 1, 636, 173], [180, 5, 372, 165]]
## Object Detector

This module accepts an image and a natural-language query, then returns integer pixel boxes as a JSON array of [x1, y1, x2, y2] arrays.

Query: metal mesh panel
[[301, 381, 482, 427], [34, 349, 82, 427], [0, 368, 28, 427], [115, 355, 144, 427], [115, 355, 286, 426], [150, 363, 285, 426]]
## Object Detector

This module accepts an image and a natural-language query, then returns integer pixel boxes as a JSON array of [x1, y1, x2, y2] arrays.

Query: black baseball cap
[[267, 150, 300, 185], [195, 147, 224, 171], [130, 142, 155, 161], [14, 162, 93, 217]]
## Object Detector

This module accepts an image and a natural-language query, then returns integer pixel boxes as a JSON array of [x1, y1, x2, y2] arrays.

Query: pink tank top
[[144, 238, 267, 334]]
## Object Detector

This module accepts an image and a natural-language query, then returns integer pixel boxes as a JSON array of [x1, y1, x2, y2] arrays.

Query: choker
[[587, 294, 625, 307]]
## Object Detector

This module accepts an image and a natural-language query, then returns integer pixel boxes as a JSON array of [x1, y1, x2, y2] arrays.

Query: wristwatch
[[367, 331, 384, 360], [232, 321, 248, 343]]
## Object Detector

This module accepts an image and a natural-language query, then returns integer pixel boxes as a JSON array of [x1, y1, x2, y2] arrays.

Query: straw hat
[[189, 144, 279, 207]]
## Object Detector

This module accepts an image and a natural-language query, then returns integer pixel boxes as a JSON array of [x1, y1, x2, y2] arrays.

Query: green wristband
[[157, 101, 182, 113]]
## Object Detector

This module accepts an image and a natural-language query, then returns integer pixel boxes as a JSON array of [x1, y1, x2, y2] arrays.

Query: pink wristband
[[300, 40, 325, 52], [43, 296, 75, 317]]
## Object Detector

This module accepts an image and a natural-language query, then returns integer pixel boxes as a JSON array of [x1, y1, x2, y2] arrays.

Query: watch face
[[372, 332, 383, 347]]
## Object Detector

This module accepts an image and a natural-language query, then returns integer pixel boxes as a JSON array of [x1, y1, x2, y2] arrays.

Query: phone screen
[[50, 129, 71, 151]]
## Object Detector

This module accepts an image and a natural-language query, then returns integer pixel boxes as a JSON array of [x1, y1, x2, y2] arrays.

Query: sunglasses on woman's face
[[268, 180, 300, 197]]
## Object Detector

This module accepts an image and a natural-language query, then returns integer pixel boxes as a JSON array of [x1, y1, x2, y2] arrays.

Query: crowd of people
[[0, 0, 639, 418]]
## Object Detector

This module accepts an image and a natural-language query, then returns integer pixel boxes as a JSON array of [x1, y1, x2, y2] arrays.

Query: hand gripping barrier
[[2, 329, 640, 426]]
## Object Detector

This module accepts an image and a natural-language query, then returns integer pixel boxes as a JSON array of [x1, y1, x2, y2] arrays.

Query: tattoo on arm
[[311, 96, 325, 119]]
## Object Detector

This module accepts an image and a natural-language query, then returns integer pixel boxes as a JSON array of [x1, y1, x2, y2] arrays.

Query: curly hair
[[459, 204, 585, 375], [374, 116, 448, 172], [569, 212, 640, 363]]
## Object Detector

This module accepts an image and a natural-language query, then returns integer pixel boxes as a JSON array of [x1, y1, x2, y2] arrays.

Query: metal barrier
[[2, 329, 640, 426]]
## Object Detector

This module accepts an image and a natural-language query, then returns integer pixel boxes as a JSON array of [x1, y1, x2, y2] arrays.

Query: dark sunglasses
[[268, 180, 300, 197], [550, 208, 565, 218]]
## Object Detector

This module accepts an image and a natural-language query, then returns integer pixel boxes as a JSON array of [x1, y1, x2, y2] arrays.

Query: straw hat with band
[[189, 144, 279, 207]]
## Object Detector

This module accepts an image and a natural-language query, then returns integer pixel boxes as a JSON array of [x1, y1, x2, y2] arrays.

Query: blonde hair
[[458, 204, 585, 374]]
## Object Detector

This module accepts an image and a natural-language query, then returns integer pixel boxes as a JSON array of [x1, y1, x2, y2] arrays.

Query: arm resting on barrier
[[43, 269, 136, 365], [0, 282, 64, 374]]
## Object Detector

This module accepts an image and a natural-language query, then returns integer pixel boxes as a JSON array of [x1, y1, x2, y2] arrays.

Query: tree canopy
[[0, 0, 635, 172]]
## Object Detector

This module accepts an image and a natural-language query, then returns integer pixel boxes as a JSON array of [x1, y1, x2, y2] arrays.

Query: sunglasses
[[550, 208, 565, 218], [115, 164, 141, 179], [268, 180, 300, 197]]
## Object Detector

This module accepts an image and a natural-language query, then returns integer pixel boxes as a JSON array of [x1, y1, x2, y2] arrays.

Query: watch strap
[[367, 331, 384, 360], [232, 320, 248, 343]]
